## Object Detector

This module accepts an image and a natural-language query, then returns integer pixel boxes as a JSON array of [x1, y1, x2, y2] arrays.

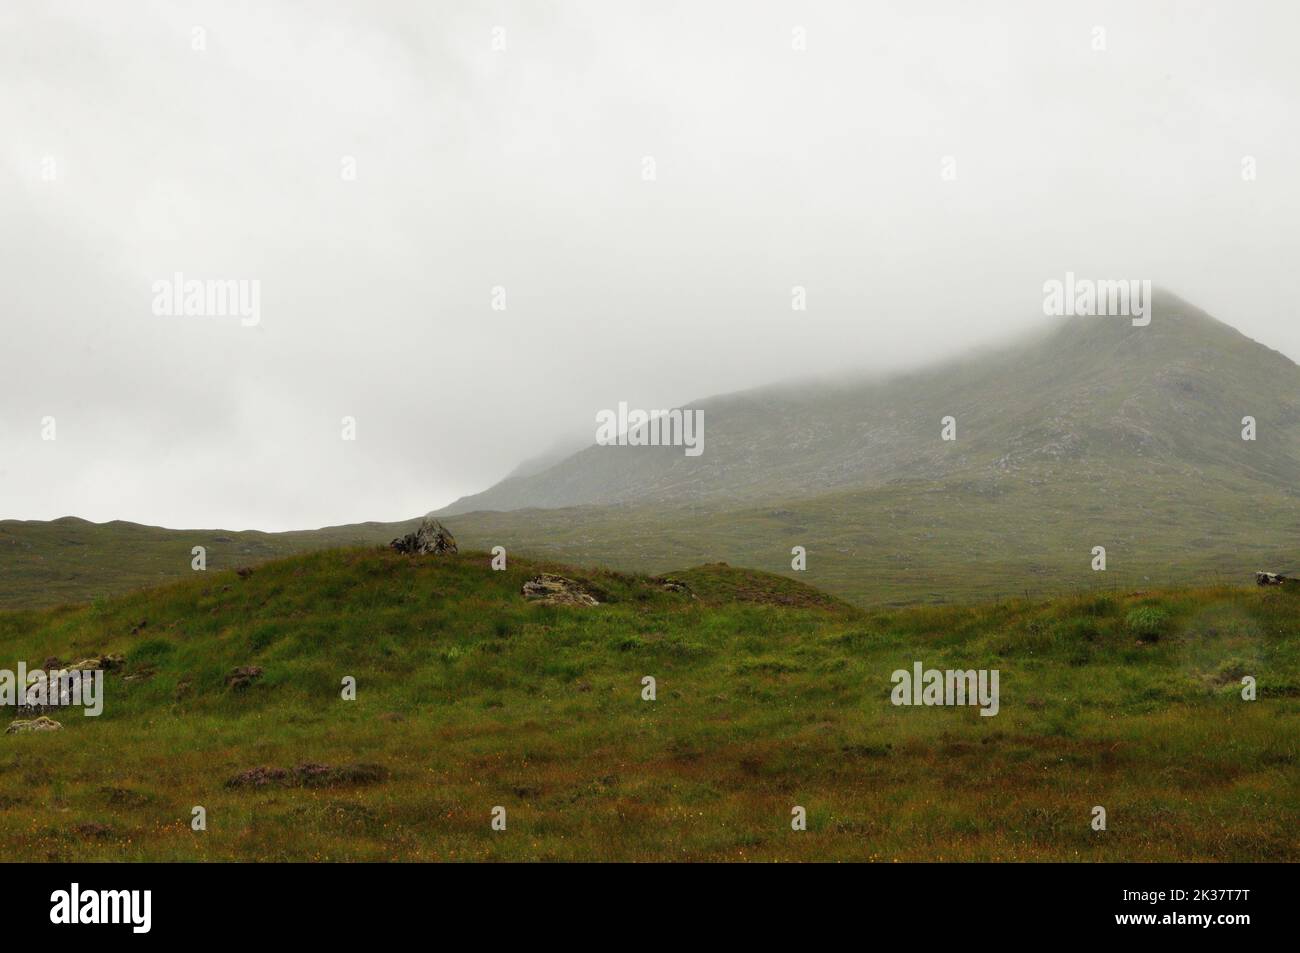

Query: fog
[[2, 0, 1297, 530]]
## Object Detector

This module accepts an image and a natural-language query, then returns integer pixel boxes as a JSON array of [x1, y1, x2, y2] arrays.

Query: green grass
[[0, 515, 405, 610], [441, 469, 1300, 607], [5, 461, 1297, 612], [0, 547, 1296, 860]]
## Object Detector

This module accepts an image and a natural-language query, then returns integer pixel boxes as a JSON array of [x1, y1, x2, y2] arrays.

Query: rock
[[390, 517, 458, 555], [656, 577, 695, 597], [19, 664, 110, 707], [236, 567, 254, 579], [67, 654, 125, 672], [521, 573, 599, 606], [225, 665, 264, 690], [6, 716, 63, 734], [14, 669, 62, 715], [1256, 571, 1291, 586]]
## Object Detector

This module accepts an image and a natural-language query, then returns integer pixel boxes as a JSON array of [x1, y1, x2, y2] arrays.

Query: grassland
[[443, 469, 1300, 607], [0, 547, 1296, 861], [0, 516, 404, 610], [4, 459, 1297, 612]]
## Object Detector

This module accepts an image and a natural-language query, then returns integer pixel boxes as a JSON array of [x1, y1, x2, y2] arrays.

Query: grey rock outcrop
[[390, 518, 458, 556], [6, 716, 64, 734], [521, 573, 599, 606]]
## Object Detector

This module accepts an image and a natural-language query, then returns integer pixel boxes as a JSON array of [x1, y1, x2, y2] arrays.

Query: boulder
[[67, 654, 125, 672], [6, 716, 63, 734], [390, 517, 458, 556], [522, 573, 599, 606], [656, 577, 695, 597]]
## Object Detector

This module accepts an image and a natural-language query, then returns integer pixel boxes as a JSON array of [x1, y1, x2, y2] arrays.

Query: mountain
[[442, 291, 1300, 513], [2, 290, 1297, 609], [433, 290, 1300, 604]]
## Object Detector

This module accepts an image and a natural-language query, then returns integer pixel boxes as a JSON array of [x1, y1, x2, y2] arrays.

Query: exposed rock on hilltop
[[390, 517, 458, 556], [522, 573, 599, 606]]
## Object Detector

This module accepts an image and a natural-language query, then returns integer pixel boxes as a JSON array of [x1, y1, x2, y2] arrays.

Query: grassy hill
[[0, 547, 1296, 861], [434, 465, 1300, 608], [0, 515, 410, 610]]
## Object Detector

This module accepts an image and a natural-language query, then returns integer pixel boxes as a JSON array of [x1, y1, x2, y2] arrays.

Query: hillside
[[0, 548, 1295, 861], [440, 291, 1300, 513], [435, 291, 1300, 604], [0, 516, 410, 610]]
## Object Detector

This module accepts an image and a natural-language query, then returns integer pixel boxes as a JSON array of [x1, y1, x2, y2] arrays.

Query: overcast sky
[[2, 0, 1297, 531]]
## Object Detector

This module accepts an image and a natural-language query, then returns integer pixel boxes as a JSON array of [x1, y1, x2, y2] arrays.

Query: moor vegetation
[[0, 547, 1295, 861]]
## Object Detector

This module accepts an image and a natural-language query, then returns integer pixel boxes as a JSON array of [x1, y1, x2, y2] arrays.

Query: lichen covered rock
[[390, 517, 458, 556], [6, 716, 64, 734], [522, 573, 599, 606]]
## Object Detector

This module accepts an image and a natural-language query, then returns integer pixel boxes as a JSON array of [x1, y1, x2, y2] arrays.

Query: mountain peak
[[440, 296, 1299, 517]]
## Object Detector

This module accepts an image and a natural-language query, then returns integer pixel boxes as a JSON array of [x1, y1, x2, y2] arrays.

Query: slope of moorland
[[0, 547, 1296, 861], [0, 516, 409, 610]]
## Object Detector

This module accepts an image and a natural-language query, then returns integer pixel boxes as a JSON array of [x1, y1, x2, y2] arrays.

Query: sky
[[2, 0, 1297, 531]]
